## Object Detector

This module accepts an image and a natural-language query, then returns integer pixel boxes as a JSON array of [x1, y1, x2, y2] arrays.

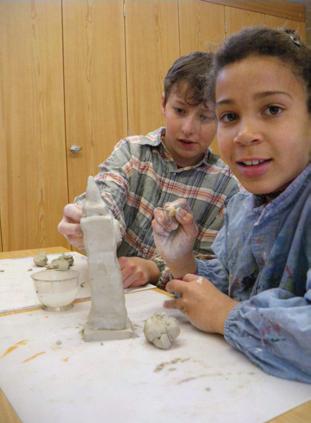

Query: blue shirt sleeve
[[195, 215, 230, 293], [224, 269, 311, 383]]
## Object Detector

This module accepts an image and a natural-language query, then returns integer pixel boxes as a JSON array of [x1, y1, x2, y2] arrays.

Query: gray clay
[[163, 199, 190, 231], [62, 254, 74, 266], [144, 313, 180, 349], [33, 253, 48, 267], [81, 176, 134, 342], [46, 256, 71, 271]]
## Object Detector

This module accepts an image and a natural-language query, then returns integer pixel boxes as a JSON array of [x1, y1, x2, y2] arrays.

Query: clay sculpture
[[81, 176, 134, 341]]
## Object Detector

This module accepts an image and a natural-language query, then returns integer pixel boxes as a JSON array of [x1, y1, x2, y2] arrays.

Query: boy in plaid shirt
[[58, 51, 238, 288]]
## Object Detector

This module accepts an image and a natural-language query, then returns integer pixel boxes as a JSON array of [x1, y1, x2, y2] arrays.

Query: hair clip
[[288, 32, 301, 47]]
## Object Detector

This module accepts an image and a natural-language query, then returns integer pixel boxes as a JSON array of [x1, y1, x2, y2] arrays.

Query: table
[[0, 248, 310, 423]]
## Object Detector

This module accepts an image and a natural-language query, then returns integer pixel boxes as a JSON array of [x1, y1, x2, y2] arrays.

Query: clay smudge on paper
[[177, 375, 207, 384], [1, 339, 28, 358], [22, 352, 46, 363], [154, 357, 190, 372]]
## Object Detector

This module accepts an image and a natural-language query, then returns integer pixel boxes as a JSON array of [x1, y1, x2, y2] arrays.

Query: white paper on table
[[0, 289, 310, 423], [0, 253, 154, 312]]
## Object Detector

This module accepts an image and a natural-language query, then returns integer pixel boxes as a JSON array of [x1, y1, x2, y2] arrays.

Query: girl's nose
[[233, 121, 262, 145]]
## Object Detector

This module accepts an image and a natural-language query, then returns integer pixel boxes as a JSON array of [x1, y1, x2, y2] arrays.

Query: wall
[[0, 0, 306, 251]]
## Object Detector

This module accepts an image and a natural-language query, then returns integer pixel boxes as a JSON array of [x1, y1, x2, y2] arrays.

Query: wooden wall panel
[[179, 0, 225, 54], [264, 15, 306, 40], [125, 0, 180, 135], [206, 0, 305, 22], [0, 217, 2, 252], [0, 0, 68, 251], [225, 6, 266, 35], [63, 0, 127, 201], [179, 0, 225, 155], [226, 6, 305, 39]]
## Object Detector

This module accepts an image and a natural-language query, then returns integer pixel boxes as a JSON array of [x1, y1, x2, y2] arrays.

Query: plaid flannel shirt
[[76, 127, 239, 287]]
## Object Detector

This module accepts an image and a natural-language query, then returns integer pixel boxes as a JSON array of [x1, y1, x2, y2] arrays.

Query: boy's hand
[[164, 274, 238, 335], [118, 257, 160, 288], [57, 204, 84, 250], [152, 200, 198, 277]]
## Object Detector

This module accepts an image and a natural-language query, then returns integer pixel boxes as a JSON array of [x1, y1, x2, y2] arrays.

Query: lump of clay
[[163, 199, 191, 231], [46, 256, 71, 271], [144, 313, 180, 350], [33, 253, 48, 267], [61, 254, 74, 267]]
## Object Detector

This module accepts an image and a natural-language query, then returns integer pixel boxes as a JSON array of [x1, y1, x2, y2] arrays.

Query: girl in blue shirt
[[152, 27, 311, 383]]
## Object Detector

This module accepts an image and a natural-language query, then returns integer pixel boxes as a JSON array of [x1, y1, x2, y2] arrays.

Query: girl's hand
[[164, 274, 238, 335], [152, 200, 198, 277]]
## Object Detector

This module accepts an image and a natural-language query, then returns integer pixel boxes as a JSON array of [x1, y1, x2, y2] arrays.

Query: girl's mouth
[[236, 158, 272, 177], [237, 159, 271, 167]]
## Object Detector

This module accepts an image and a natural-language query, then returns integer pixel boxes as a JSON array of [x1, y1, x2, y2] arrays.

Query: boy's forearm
[[145, 260, 161, 284]]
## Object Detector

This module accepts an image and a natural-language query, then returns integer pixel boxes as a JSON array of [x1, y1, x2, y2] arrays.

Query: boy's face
[[162, 83, 216, 167], [215, 55, 311, 195]]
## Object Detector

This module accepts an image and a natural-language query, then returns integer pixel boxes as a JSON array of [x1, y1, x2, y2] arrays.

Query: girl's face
[[215, 55, 311, 195]]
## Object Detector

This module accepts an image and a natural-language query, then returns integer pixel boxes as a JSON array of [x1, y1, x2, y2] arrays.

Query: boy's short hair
[[163, 51, 214, 106]]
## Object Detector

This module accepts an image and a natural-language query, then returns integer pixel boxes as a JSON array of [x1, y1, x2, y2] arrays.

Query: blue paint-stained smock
[[196, 164, 311, 383]]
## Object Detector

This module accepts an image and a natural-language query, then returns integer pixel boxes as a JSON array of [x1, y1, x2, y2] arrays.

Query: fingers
[[58, 219, 82, 237], [58, 204, 83, 236], [63, 203, 82, 223], [165, 278, 187, 297], [174, 208, 198, 237], [118, 257, 148, 288], [153, 208, 177, 234], [183, 274, 206, 284], [58, 203, 84, 249], [164, 298, 186, 313]]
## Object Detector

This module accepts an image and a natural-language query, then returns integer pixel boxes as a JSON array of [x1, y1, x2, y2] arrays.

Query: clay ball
[[144, 313, 180, 350]]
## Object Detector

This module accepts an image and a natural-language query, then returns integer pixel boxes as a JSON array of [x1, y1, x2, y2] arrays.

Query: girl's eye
[[264, 105, 283, 116], [218, 112, 238, 123]]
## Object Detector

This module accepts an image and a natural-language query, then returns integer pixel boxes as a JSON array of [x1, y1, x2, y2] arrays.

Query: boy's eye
[[264, 105, 283, 116], [174, 107, 185, 115], [218, 112, 238, 123]]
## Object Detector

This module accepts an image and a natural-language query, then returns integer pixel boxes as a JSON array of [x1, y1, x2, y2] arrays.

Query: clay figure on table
[[152, 27, 311, 383], [58, 51, 239, 289], [81, 176, 133, 341]]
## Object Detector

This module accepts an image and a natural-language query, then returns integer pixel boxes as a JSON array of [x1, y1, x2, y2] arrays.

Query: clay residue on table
[[154, 357, 190, 372], [1, 339, 28, 358]]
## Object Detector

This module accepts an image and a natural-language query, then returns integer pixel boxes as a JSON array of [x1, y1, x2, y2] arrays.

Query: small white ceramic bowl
[[31, 269, 80, 311]]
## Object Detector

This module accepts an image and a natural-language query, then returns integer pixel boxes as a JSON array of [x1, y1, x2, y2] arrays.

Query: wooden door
[[0, 0, 68, 250], [179, 0, 225, 155], [62, 0, 127, 201], [179, 0, 225, 54], [125, 0, 180, 135]]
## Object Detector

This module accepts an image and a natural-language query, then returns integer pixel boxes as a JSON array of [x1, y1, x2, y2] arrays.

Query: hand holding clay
[[161, 198, 190, 231], [164, 274, 238, 335], [152, 199, 198, 277], [144, 313, 180, 349], [58, 204, 84, 250]]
